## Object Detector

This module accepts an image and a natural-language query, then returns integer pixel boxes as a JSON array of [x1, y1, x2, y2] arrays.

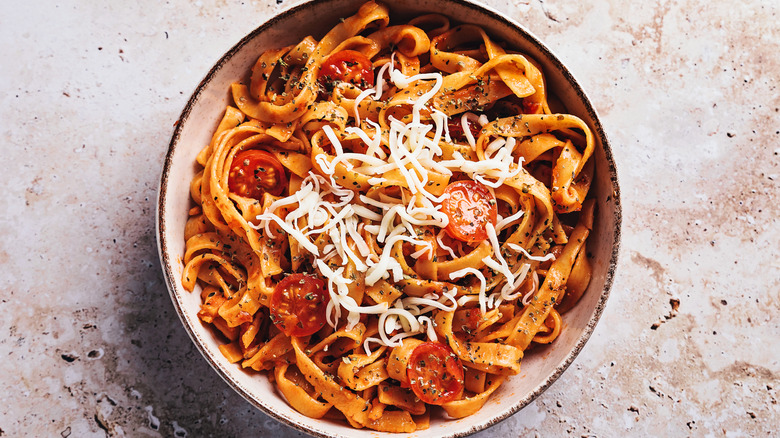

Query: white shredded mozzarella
[[496, 208, 525, 232], [522, 271, 540, 306], [254, 212, 320, 255], [508, 243, 557, 262], [362, 337, 384, 356], [501, 263, 531, 301], [418, 316, 438, 342], [461, 112, 479, 149], [252, 57, 543, 350], [449, 267, 488, 314], [484, 222, 515, 291]]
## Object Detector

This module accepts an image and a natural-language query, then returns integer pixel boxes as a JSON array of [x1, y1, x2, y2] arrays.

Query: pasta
[[181, 1, 595, 431]]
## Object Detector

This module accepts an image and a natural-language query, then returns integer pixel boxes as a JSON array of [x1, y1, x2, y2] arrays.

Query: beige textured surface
[[0, 0, 777, 436]]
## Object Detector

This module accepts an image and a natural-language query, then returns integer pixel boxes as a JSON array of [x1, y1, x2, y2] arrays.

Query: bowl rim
[[156, 0, 622, 436]]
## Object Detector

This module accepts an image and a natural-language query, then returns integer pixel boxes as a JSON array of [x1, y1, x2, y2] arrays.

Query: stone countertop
[[1, 0, 777, 436]]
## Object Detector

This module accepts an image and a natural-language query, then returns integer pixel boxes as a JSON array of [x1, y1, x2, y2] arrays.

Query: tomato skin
[[407, 342, 464, 405], [270, 273, 330, 337], [446, 118, 482, 143], [317, 50, 375, 93], [228, 149, 287, 198], [442, 180, 497, 244]]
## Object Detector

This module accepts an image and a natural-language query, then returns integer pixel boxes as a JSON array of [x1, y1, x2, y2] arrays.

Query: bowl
[[157, 0, 621, 436]]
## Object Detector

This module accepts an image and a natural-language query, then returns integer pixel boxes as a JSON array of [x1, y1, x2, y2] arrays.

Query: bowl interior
[[157, 1, 620, 436]]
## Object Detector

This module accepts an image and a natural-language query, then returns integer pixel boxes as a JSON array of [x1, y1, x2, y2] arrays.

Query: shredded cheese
[[449, 267, 488, 314], [253, 59, 535, 348], [508, 242, 557, 262]]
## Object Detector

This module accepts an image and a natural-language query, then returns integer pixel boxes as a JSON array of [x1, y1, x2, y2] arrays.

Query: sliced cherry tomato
[[270, 273, 329, 337], [441, 180, 497, 244], [447, 117, 482, 143], [407, 342, 464, 405], [317, 50, 375, 93], [228, 149, 287, 198]]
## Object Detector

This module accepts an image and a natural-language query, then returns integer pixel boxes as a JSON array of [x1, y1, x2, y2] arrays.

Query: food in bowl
[[180, 0, 597, 432]]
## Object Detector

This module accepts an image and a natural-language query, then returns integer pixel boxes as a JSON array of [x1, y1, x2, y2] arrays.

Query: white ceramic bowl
[[157, 1, 621, 436]]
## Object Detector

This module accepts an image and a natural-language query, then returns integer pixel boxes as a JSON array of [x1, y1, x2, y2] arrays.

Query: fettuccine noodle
[[182, 1, 595, 431]]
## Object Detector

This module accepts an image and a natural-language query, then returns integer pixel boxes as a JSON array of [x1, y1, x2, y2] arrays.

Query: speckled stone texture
[[1, 0, 777, 436]]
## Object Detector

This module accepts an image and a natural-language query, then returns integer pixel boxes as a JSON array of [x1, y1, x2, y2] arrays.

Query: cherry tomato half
[[270, 273, 329, 337], [407, 342, 464, 405], [447, 118, 482, 144], [442, 180, 497, 244], [317, 50, 375, 93], [228, 149, 287, 198]]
